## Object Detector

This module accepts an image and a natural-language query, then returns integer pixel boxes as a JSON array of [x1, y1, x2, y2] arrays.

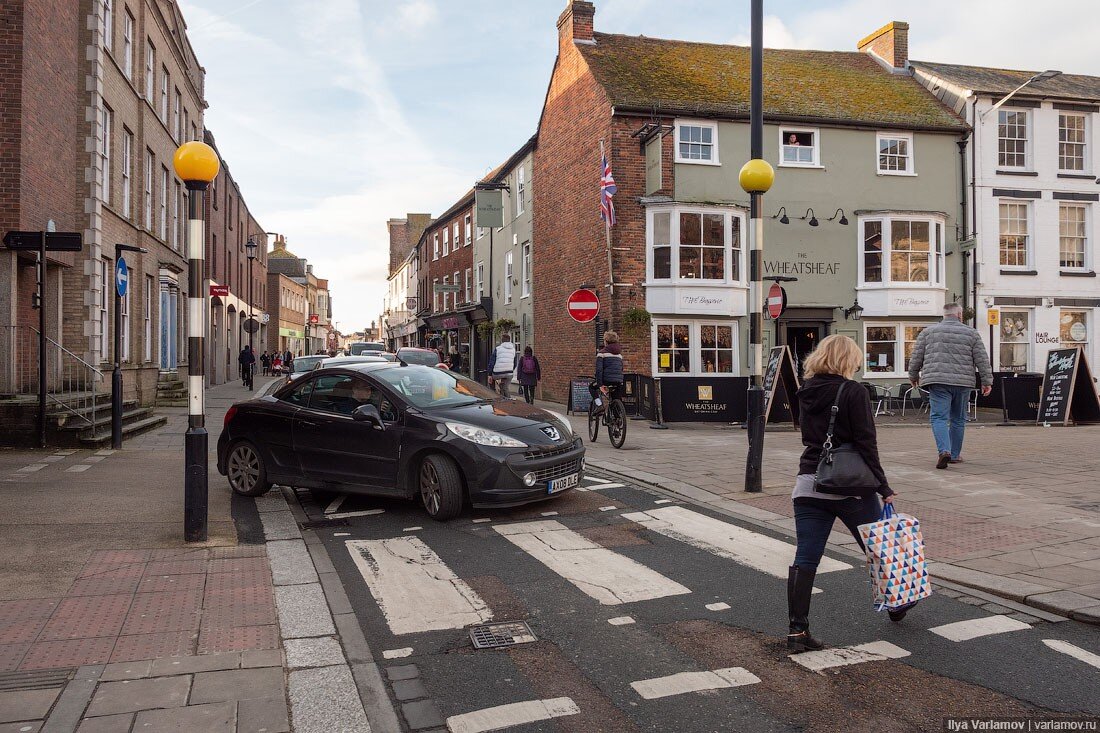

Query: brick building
[[266, 270, 306, 358]]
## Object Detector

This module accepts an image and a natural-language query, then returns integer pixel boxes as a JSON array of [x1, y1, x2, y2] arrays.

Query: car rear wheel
[[419, 454, 463, 521], [227, 441, 272, 497]]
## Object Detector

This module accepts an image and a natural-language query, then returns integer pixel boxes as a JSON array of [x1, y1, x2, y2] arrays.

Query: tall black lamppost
[[246, 236, 257, 389], [172, 141, 220, 543]]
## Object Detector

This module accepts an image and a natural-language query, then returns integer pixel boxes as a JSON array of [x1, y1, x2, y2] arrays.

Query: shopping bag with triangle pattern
[[857, 502, 932, 611]]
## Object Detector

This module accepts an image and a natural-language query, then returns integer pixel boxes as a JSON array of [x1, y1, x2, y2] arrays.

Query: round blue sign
[[115, 257, 129, 298]]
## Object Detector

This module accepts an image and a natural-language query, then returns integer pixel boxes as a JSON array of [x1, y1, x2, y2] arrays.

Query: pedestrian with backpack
[[516, 346, 542, 404]]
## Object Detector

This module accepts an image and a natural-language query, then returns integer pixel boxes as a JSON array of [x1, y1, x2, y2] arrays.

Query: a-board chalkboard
[[763, 345, 800, 426], [1000, 375, 1042, 422], [568, 377, 594, 415], [1038, 347, 1100, 425]]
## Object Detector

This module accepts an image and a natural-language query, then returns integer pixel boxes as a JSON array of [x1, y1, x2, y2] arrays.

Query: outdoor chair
[[863, 382, 894, 417], [901, 385, 930, 417]]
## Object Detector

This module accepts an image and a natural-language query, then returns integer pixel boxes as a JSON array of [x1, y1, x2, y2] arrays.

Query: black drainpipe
[[958, 136, 970, 323], [970, 96, 979, 324]]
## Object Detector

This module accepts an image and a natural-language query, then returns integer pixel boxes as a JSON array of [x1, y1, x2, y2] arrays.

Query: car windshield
[[398, 349, 441, 367], [292, 356, 325, 372], [320, 357, 385, 368], [375, 365, 497, 408], [350, 343, 384, 355]]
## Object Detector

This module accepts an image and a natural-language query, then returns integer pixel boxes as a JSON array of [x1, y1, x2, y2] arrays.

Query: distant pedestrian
[[788, 334, 901, 653], [488, 333, 518, 398], [908, 303, 993, 469], [516, 346, 541, 404], [238, 346, 256, 388], [260, 351, 270, 376], [272, 354, 283, 374]]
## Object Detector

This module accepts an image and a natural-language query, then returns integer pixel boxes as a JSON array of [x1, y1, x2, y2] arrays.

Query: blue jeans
[[793, 495, 882, 570], [928, 384, 969, 458]]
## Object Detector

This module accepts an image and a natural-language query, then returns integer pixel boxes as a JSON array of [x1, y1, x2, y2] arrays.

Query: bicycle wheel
[[588, 403, 600, 442], [607, 400, 627, 449]]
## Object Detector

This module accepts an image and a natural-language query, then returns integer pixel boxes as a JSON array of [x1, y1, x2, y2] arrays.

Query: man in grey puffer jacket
[[908, 303, 993, 469]]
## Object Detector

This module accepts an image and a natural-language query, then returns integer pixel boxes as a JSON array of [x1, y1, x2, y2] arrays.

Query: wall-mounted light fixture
[[801, 208, 819, 227], [843, 297, 864, 321], [772, 207, 789, 225], [827, 208, 849, 225]]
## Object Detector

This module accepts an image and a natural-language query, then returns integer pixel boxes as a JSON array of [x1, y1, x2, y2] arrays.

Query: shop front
[[425, 312, 472, 377]]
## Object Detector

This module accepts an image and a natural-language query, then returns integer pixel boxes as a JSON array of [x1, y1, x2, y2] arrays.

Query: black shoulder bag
[[814, 382, 881, 497]]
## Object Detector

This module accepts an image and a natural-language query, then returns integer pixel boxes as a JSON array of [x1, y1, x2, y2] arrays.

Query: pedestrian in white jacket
[[488, 334, 519, 398]]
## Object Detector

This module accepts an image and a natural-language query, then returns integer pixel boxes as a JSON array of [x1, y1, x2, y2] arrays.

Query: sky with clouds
[[179, 0, 1100, 333]]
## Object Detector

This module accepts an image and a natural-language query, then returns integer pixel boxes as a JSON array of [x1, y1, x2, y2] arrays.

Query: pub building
[[533, 6, 969, 419]]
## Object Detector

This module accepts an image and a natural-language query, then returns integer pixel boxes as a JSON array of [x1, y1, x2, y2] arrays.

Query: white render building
[[912, 61, 1100, 375]]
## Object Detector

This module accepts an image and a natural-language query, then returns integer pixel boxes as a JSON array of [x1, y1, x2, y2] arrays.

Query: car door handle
[[298, 420, 318, 428]]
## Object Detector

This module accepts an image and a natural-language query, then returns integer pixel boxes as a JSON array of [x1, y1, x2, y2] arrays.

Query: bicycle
[[588, 384, 627, 449]]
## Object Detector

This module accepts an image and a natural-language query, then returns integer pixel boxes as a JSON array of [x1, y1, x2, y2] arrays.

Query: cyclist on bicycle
[[590, 330, 623, 416]]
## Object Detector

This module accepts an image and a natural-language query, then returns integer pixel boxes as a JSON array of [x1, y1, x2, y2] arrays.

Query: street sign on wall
[[567, 289, 600, 323], [115, 257, 129, 298], [209, 284, 229, 297], [3, 231, 83, 252], [766, 283, 786, 320]]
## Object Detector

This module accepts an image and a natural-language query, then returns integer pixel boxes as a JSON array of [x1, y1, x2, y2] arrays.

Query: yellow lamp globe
[[738, 158, 775, 194], [172, 141, 220, 184]]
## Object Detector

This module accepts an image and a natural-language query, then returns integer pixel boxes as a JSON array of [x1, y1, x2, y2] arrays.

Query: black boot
[[787, 565, 825, 652]]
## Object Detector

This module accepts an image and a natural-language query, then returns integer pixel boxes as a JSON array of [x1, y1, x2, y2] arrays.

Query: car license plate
[[548, 473, 579, 494]]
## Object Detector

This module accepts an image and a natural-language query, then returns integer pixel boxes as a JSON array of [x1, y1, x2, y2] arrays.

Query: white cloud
[[394, 0, 439, 34], [730, 15, 805, 48]]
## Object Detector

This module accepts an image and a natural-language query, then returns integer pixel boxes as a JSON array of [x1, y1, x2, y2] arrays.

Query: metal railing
[[8, 326, 104, 427]]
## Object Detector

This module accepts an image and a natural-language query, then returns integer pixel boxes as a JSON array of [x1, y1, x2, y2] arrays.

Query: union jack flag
[[600, 153, 617, 226]]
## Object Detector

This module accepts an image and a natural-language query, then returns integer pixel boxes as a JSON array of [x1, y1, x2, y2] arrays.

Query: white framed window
[[442, 228, 449, 256], [504, 251, 513, 304], [674, 120, 719, 164], [102, 0, 112, 52], [876, 132, 914, 175], [1059, 113, 1087, 172], [522, 242, 531, 297], [464, 215, 472, 245], [780, 127, 819, 167], [998, 201, 1031, 268], [184, 109, 190, 140], [442, 276, 450, 311], [159, 66, 169, 122], [159, 166, 168, 239], [476, 262, 484, 301], [99, 105, 112, 205], [647, 206, 744, 283], [999, 310, 1030, 372], [997, 109, 1028, 169], [98, 258, 109, 359], [144, 41, 155, 101], [1059, 203, 1088, 270], [120, 130, 133, 219], [453, 271, 460, 305], [433, 233, 439, 260], [143, 149, 153, 230], [1061, 310, 1089, 348], [144, 274, 153, 362], [653, 321, 739, 376], [122, 10, 133, 79], [864, 323, 929, 376], [464, 268, 472, 303], [172, 180, 181, 250], [121, 276, 130, 361], [452, 222, 459, 248], [173, 89, 181, 141], [516, 167, 526, 214], [858, 216, 946, 286]]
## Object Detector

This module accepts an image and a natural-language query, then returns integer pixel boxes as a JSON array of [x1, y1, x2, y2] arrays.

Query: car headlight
[[445, 422, 527, 448], [544, 410, 574, 438]]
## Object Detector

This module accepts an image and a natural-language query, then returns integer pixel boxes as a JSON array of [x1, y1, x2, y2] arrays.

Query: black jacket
[[595, 343, 623, 385], [797, 375, 893, 497]]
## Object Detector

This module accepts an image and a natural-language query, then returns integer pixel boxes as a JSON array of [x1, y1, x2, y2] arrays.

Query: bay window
[[648, 206, 744, 283], [864, 323, 928, 376], [858, 216, 945, 286], [654, 321, 739, 376], [999, 311, 1030, 372]]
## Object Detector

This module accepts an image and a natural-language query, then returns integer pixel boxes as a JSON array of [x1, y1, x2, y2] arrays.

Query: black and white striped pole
[[739, 0, 775, 493], [173, 142, 220, 542]]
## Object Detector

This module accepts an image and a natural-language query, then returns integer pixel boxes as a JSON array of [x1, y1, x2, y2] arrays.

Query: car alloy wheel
[[227, 442, 271, 497], [420, 460, 442, 516], [418, 454, 464, 520]]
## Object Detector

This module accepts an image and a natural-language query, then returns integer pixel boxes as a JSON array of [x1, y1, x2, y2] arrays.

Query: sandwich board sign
[[1037, 347, 1100, 426], [763, 345, 799, 426]]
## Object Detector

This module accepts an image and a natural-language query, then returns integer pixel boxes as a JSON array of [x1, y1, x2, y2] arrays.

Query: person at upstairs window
[[488, 333, 519, 398], [589, 330, 624, 416], [788, 133, 800, 146], [908, 302, 993, 469], [517, 346, 542, 404]]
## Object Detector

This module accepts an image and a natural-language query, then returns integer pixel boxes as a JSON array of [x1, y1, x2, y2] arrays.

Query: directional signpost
[[112, 245, 146, 448]]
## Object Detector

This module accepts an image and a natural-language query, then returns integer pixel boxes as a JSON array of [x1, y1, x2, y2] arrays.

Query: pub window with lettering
[[647, 207, 744, 284], [654, 321, 739, 376], [1061, 310, 1089, 349], [864, 323, 927, 376], [858, 216, 945, 287], [999, 311, 1031, 372]]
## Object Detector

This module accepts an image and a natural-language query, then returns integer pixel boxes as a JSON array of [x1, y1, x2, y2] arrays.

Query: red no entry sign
[[567, 289, 600, 323], [767, 283, 786, 320]]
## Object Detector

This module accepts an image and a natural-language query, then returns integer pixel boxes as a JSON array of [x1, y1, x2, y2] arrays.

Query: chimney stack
[[557, 1, 595, 48], [858, 21, 909, 71]]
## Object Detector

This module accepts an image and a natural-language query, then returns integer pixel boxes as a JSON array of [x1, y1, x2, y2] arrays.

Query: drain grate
[[298, 518, 350, 530], [469, 621, 537, 650], [0, 668, 74, 692]]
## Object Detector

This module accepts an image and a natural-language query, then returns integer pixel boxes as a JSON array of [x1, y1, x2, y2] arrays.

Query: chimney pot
[[857, 20, 909, 70], [557, 1, 595, 46]]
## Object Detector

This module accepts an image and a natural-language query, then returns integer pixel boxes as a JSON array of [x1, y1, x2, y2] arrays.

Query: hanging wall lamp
[[828, 208, 849, 225], [772, 207, 790, 224], [800, 208, 819, 227]]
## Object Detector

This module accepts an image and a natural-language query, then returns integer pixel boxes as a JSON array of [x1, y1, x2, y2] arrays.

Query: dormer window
[[780, 128, 819, 167]]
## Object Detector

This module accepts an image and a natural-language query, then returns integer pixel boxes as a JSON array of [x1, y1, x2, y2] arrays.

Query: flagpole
[[599, 139, 614, 297]]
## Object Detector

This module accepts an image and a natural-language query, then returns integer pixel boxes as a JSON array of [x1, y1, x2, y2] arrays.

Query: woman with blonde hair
[[787, 334, 904, 653]]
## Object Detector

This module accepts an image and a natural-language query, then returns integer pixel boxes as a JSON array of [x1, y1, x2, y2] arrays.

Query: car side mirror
[[352, 404, 384, 429]]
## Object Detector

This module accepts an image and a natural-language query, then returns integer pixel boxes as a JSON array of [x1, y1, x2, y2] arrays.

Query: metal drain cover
[[469, 621, 537, 649], [0, 668, 74, 692]]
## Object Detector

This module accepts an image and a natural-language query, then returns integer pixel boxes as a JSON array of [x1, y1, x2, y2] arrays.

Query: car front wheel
[[419, 454, 463, 521], [226, 441, 272, 497]]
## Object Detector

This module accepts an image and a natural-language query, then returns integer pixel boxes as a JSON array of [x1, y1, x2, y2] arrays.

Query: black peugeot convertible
[[216, 362, 585, 520]]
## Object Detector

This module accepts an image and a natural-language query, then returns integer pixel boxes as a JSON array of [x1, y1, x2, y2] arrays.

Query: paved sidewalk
[[555, 402, 1100, 623]]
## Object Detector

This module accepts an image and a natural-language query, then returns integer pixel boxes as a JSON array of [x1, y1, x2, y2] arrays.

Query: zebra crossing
[[305, 473, 1100, 730]]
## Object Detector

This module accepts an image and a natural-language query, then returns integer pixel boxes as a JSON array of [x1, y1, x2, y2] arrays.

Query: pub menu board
[[1037, 347, 1100, 425], [763, 345, 800, 426], [568, 377, 594, 415]]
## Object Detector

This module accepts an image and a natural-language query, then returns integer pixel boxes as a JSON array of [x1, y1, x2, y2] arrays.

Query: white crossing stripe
[[791, 641, 910, 671], [94, 449, 115, 456], [323, 494, 346, 514], [446, 697, 580, 733], [630, 667, 760, 700], [84, 456, 105, 463], [382, 648, 413, 659], [327, 509, 384, 519], [622, 506, 850, 578], [599, 506, 617, 512], [706, 602, 731, 611], [333, 533, 350, 537], [608, 616, 635, 626], [42, 455, 65, 463], [472, 518, 492, 523], [495, 520, 691, 605], [65, 465, 92, 473], [540, 512, 559, 517], [1043, 639, 1100, 670], [403, 527, 422, 532], [346, 537, 491, 635], [929, 615, 1030, 642], [18, 464, 47, 473], [585, 482, 624, 491], [54, 450, 77, 456], [654, 499, 673, 504]]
